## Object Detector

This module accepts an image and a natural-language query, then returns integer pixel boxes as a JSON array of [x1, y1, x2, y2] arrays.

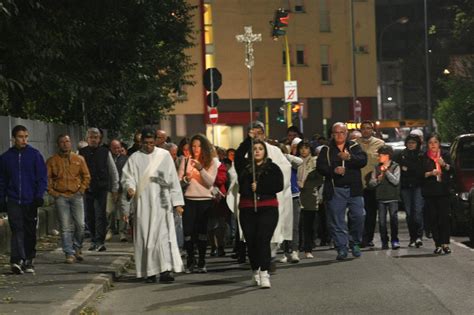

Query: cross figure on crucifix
[[236, 26, 262, 69]]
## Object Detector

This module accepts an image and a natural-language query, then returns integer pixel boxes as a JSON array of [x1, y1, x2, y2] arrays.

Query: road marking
[[450, 238, 474, 252]]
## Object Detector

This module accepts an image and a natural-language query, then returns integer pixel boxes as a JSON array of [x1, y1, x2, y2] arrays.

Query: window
[[282, 50, 287, 65], [296, 45, 305, 65], [294, 0, 305, 13], [320, 45, 331, 84], [319, 0, 330, 32]]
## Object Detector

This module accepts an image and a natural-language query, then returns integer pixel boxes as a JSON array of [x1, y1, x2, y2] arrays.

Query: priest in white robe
[[121, 128, 184, 283]]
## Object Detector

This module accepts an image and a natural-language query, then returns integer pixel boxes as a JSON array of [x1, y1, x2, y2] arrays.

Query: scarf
[[427, 149, 442, 181], [297, 155, 316, 188]]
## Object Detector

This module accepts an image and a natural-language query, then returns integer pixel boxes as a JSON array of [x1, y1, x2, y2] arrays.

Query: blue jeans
[[326, 187, 365, 251], [56, 193, 85, 256], [400, 187, 424, 242], [377, 201, 399, 245]]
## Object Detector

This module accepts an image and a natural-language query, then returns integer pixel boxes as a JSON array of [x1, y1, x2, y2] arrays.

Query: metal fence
[[0, 116, 87, 159]]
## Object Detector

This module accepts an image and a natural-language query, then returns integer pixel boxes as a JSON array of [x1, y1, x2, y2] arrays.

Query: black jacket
[[396, 148, 424, 189], [421, 150, 453, 197], [317, 139, 367, 201], [79, 145, 110, 193], [235, 137, 284, 200]]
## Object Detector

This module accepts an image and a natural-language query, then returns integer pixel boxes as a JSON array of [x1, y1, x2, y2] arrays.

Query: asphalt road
[[87, 227, 474, 315]]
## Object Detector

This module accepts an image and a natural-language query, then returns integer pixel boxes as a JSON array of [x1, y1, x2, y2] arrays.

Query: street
[[85, 224, 474, 315]]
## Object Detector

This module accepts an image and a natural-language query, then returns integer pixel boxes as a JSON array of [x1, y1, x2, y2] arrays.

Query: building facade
[[165, 0, 377, 148]]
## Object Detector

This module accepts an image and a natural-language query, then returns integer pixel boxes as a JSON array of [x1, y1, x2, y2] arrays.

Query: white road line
[[450, 238, 474, 252]]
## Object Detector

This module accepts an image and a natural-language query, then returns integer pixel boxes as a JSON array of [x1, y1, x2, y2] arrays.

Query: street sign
[[209, 107, 218, 124], [284, 81, 298, 103], [206, 92, 219, 107], [203, 68, 222, 92]]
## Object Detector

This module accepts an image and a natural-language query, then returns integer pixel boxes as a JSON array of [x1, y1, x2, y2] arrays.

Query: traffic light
[[271, 9, 289, 39], [277, 106, 285, 123], [291, 103, 301, 124]]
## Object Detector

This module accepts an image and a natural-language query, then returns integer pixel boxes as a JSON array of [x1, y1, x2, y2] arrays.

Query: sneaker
[[336, 249, 348, 261], [279, 254, 288, 263], [210, 248, 217, 257], [381, 243, 389, 250], [434, 247, 443, 255], [351, 244, 362, 258], [11, 263, 24, 275], [119, 233, 128, 242], [304, 252, 314, 259], [392, 241, 401, 250], [96, 244, 107, 252], [195, 266, 207, 273], [217, 247, 226, 257], [65, 255, 76, 264], [159, 271, 175, 283], [88, 244, 97, 251], [145, 275, 157, 283], [185, 257, 195, 274], [23, 260, 35, 273], [252, 269, 261, 286], [74, 249, 84, 262], [408, 241, 416, 248], [442, 246, 452, 254], [290, 251, 300, 263], [259, 270, 271, 289], [415, 238, 423, 248], [105, 229, 113, 241]]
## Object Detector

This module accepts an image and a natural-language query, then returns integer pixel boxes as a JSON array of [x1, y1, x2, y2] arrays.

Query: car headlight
[[458, 192, 470, 201]]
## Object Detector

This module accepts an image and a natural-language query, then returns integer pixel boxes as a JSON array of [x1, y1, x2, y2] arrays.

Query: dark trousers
[[85, 190, 107, 246], [317, 204, 330, 244], [424, 196, 451, 247], [362, 189, 377, 244], [377, 201, 399, 244], [7, 201, 38, 264], [183, 199, 213, 264], [302, 210, 318, 252], [239, 206, 278, 271]]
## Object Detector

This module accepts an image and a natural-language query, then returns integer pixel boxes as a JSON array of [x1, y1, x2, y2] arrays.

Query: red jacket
[[214, 163, 228, 195]]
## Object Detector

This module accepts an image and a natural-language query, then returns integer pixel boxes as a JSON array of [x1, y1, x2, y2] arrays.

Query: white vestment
[[266, 143, 293, 243], [226, 142, 293, 243], [121, 148, 184, 278]]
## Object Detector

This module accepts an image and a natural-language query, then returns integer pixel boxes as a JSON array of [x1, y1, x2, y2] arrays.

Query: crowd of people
[[0, 120, 454, 288]]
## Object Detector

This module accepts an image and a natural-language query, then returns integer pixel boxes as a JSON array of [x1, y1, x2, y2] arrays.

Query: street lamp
[[378, 16, 409, 119]]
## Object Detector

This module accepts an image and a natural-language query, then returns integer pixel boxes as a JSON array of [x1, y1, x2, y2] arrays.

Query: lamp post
[[424, 0, 432, 131], [378, 16, 409, 119]]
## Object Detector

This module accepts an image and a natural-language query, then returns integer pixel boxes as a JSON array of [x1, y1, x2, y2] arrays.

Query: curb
[[55, 254, 134, 315]]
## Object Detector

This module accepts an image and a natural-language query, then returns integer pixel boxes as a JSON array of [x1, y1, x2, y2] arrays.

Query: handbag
[[180, 158, 190, 192]]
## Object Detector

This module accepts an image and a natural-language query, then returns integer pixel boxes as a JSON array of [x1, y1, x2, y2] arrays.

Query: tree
[[0, 0, 195, 136]]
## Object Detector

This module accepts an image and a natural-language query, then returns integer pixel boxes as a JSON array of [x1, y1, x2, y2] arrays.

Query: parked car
[[449, 134, 474, 234]]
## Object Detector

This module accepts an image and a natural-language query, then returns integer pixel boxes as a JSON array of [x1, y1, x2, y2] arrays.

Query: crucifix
[[236, 26, 262, 211]]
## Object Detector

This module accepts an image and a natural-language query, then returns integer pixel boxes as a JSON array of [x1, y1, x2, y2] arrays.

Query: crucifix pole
[[236, 26, 262, 212]]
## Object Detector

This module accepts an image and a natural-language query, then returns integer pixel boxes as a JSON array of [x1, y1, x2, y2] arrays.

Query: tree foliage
[[0, 0, 195, 136]]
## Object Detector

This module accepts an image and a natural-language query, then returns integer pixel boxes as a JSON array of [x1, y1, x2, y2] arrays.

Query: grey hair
[[86, 127, 101, 137], [332, 122, 347, 133], [165, 143, 178, 150]]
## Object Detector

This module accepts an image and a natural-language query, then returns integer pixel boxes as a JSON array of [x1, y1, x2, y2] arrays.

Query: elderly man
[[317, 122, 367, 260], [79, 128, 119, 252], [47, 134, 91, 263], [121, 128, 184, 283], [356, 120, 385, 248], [155, 130, 168, 149]]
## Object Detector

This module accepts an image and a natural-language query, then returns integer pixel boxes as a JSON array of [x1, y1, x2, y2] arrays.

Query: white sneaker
[[304, 252, 314, 259], [260, 270, 271, 289], [105, 229, 113, 241], [279, 254, 288, 263], [252, 269, 261, 286], [290, 251, 300, 263]]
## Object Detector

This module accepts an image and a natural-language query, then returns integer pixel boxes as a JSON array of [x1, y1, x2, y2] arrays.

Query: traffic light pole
[[284, 35, 292, 128]]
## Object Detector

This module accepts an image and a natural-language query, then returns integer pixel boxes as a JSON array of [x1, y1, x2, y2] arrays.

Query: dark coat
[[316, 139, 367, 201], [396, 148, 424, 189], [421, 150, 453, 197]]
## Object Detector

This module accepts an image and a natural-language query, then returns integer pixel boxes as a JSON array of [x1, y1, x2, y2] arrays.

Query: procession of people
[[0, 121, 454, 289]]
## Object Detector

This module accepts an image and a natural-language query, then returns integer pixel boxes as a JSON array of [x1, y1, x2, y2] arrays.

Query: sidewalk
[[0, 237, 133, 315]]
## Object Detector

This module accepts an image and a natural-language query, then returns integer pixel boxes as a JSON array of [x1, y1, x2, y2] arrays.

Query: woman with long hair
[[176, 137, 191, 170], [422, 133, 453, 254], [178, 134, 217, 273], [235, 130, 283, 289]]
